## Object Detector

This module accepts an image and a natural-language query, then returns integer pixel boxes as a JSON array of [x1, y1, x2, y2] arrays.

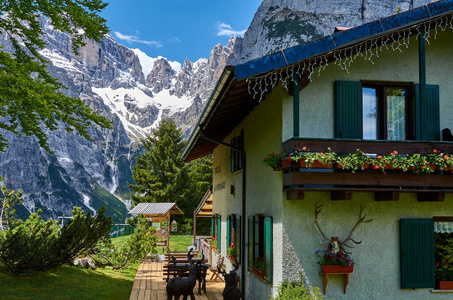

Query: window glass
[[387, 88, 406, 141], [362, 87, 378, 140], [434, 221, 453, 283]]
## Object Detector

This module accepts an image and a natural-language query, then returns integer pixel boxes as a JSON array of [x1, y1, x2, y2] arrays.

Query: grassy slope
[[0, 235, 194, 299], [0, 262, 139, 300]]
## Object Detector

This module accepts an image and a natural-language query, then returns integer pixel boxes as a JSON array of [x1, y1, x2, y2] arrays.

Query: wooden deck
[[129, 261, 225, 300]]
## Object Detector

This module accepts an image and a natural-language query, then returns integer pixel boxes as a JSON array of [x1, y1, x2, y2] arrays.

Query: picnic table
[[163, 262, 210, 295]]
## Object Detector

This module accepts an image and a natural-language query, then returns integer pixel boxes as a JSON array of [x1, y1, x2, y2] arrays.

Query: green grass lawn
[[0, 235, 194, 299], [0, 262, 139, 300]]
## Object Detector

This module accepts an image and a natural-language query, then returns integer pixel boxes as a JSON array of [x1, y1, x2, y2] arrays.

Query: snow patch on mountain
[[133, 48, 182, 77]]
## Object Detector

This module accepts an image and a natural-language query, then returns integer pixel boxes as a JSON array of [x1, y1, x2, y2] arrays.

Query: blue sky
[[101, 1, 262, 68]]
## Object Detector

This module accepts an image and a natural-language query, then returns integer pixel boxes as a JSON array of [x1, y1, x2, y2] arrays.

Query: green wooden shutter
[[226, 215, 231, 248], [217, 215, 222, 252], [264, 216, 273, 283], [334, 81, 362, 139], [211, 215, 215, 237], [248, 215, 255, 270], [415, 84, 440, 141], [400, 219, 435, 289], [236, 215, 241, 262]]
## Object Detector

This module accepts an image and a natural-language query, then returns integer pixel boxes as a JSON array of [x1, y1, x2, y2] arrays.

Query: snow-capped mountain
[[0, 17, 238, 222]]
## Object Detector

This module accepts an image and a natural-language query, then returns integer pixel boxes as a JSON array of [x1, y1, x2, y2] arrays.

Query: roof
[[194, 188, 213, 217], [129, 203, 184, 216], [234, 0, 453, 80], [182, 0, 453, 161]]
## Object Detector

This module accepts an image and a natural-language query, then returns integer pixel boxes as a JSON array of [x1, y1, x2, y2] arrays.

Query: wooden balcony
[[281, 138, 453, 201]]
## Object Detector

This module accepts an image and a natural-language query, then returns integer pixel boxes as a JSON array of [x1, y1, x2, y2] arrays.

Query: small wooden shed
[[129, 202, 184, 252]]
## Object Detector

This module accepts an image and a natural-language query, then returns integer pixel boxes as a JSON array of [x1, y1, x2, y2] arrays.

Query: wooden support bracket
[[331, 191, 352, 201], [287, 191, 304, 200], [375, 191, 400, 201], [417, 192, 445, 202]]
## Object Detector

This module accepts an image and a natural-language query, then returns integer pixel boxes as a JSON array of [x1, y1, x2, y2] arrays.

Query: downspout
[[241, 153, 246, 300]]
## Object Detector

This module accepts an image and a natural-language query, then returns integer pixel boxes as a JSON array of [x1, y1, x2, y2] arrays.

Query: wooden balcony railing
[[281, 138, 453, 201]]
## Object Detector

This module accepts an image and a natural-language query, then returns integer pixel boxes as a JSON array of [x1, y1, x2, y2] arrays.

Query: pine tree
[[129, 119, 189, 208]]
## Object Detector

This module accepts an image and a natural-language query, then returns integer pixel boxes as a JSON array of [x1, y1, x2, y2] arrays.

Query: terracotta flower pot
[[295, 160, 307, 168], [257, 270, 264, 279], [281, 158, 292, 167], [321, 265, 354, 273], [438, 281, 453, 290], [310, 160, 332, 169]]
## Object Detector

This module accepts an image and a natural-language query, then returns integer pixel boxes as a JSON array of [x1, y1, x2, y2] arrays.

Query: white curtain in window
[[435, 222, 453, 233], [387, 95, 405, 140]]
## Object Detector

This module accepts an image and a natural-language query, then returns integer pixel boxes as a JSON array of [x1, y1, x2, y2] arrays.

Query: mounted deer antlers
[[314, 202, 372, 254]]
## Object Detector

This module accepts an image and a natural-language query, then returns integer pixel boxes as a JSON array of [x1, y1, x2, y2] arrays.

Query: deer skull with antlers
[[314, 202, 372, 254]]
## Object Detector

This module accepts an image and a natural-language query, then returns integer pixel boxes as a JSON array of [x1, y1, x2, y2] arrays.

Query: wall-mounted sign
[[152, 222, 161, 231], [214, 181, 226, 192], [161, 219, 167, 229]]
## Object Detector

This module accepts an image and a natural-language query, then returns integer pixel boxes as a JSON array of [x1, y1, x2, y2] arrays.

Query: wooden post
[[193, 211, 197, 245]]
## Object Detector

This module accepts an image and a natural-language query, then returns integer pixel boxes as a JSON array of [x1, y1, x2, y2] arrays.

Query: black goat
[[166, 249, 198, 300], [219, 263, 241, 300]]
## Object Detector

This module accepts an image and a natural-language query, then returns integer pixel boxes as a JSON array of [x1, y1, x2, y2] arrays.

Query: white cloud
[[216, 23, 246, 37], [114, 31, 162, 47], [167, 37, 181, 43], [132, 49, 182, 77]]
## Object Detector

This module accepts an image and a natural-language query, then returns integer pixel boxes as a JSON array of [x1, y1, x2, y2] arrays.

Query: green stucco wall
[[282, 193, 453, 299], [211, 27, 453, 300], [282, 29, 453, 141], [212, 85, 284, 299]]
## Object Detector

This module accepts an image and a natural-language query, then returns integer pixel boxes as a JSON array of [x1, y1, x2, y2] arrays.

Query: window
[[400, 217, 453, 289], [230, 132, 244, 173], [335, 81, 440, 141], [362, 83, 411, 140], [212, 214, 221, 251], [248, 215, 273, 282], [227, 214, 241, 263]]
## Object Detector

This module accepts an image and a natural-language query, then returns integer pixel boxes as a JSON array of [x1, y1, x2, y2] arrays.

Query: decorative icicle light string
[[247, 13, 453, 101]]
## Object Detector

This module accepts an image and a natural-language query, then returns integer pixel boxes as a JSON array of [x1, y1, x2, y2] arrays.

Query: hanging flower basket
[[321, 265, 354, 274]]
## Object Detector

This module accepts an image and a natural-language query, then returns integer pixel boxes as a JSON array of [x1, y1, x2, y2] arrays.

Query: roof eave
[[181, 66, 236, 161]]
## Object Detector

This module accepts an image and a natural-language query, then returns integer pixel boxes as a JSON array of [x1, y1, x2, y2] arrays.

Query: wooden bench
[[163, 263, 209, 295], [165, 251, 199, 264]]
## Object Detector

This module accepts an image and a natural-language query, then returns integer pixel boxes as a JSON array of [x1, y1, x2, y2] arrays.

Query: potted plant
[[211, 236, 218, 252], [336, 149, 370, 172], [435, 235, 453, 289], [227, 243, 236, 262], [253, 256, 265, 279], [263, 151, 286, 170], [436, 262, 453, 289], [316, 250, 354, 273]]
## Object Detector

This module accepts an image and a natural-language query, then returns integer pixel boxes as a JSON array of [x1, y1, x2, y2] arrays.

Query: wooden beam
[[331, 191, 353, 201], [418, 192, 445, 202], [375, 191, 400, 201], [287, 190, 304, 200]]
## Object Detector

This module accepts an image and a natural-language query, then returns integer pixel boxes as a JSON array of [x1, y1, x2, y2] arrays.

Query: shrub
[[91, 214, 157, 269], [271, 271, 325, 300], [0, 206, 112, 273]]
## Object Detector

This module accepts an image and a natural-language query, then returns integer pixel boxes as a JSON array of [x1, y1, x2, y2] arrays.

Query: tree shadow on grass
[[0, 264, 135, 299]]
